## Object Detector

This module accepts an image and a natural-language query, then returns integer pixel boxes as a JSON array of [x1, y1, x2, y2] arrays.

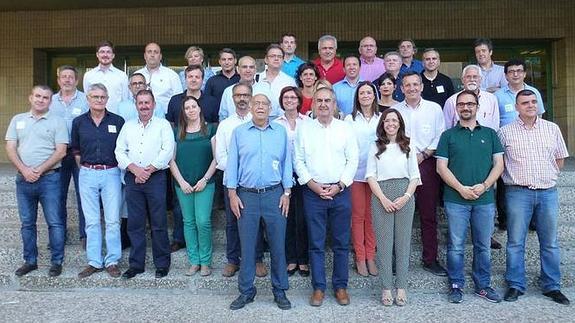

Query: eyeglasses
[[456, 102, 478, 108], [233, 93, 251, 98], [283, 96, 299, 100], [130, 81, 146, 86], [89, 95, 108, 101]]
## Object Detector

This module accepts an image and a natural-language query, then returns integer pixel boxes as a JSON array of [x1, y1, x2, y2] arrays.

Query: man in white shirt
[[219, 56, 257, 121], [444, 65, 500, 131], [115, 89, 175, 280], [253, 44, 297, 119], [83, 41, 129, 113], [135, 42, 183, 114], [294, 87, 359, 307], [393, 71, 446, 276], [214, 82, 266, 278]]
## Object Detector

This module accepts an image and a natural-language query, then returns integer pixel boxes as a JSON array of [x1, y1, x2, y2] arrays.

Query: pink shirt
[[498, 117, 568, 189], [359, 56, 386, 82]]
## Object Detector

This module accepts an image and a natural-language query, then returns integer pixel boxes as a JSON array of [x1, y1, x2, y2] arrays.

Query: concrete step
[[4, 263, 574, 292]]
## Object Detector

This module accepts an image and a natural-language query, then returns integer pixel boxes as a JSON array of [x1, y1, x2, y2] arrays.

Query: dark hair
[[129, 72, 145, 81], [32, 84, 53, 94], [474, 38, 493, 51], [295, 62, 320, 88], [57, 65, 79, 79], [184, 64, 204, 79], [219, 48, 237, 60], [344, 55, 361, 67], [280, 33, 297, 43], [96, 40, 114, 52], [374, 71, 397, 88], [504, 58, 526, 74], [178, 96, 207, 140], [400, 71, 422, 86], [456, 89, 479, 104], [516, 89, 536, 103], [266, 43, 285, 57], [279, 86, 303, 113], [375, 108, 410, 158], [351, 81, 379, 121], [398, 39, 417, 53], [232, 81, 253, 95]]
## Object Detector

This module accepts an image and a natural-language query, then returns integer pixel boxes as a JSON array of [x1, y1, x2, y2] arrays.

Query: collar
[[95, 64, 117, 72], [403, 99, 422, 110], [343, 77, 361, 87], [455, 121, 482, 130], [55, 89, 79, 101], [517, 116, 540, 129], [248, 120, 274, 130], [28, 110, 50, 120]]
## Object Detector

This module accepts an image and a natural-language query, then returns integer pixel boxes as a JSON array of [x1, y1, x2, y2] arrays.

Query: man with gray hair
[[313, 35, 345, 84], [71, 83, 125, 278]]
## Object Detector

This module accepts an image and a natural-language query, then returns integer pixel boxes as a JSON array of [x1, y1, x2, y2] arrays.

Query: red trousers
[[351, 181, 376, 261]]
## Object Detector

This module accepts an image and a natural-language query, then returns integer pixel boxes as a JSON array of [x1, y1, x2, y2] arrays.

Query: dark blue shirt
[[166, 91, 219, 124], [70, 110, 125, 166], [421, 72, 455, 108], [204, 72, 240, 107]]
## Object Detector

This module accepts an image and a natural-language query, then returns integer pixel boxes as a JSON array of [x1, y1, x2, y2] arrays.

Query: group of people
[[5, 34, 570, 311]]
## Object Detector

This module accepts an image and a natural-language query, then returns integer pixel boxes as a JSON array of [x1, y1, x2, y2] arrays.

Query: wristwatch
[[337, 182, 345, 192], [283, 191, 291, 197]]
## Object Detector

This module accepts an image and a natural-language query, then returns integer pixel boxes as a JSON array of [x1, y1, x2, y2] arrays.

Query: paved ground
[[0, 287, 572, 322]]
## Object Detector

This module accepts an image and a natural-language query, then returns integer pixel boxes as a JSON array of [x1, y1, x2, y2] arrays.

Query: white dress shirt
[[294, 118, 359, 187], [252, 70, 297, 118], [83, 64, 130, 113], [365, 143, 421, 184], [393, 99, 445, 153], [274, 113, 309, 169], [135, 65, 183, 109], [443, 90, 500, 131], [344, 112, 380, 182], [115, 117, 175, 171], [214, 112, 252, 172]]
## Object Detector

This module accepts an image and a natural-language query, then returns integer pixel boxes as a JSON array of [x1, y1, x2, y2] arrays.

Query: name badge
[[16, 121, 26, 130], [272, 160, 280, 171], [72, 108, 82, 115], [108, 125, 117, 133], [436, 85, 445, 93], [504, 104, 514, 112]]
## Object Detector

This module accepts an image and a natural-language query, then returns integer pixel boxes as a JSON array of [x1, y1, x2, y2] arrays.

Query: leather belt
[[82, 163, 117, 170], [238, 183, 281, 194]]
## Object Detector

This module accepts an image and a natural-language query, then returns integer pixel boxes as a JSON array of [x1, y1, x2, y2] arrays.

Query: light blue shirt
[[49, 89, 89, 137], [281, 55, 305, 79], [333, 77, 362, 116], [116, 97, 166, 122], [225, 121, 292, 190], [494, 84, 545, 127]]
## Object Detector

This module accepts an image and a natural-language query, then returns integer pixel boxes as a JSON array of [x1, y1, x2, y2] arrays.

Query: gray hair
[[318, 34, 338, 50], [462, 64, 482, 78], [87, 83, 108, 95]]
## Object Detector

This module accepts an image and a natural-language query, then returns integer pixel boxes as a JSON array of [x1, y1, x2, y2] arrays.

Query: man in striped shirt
[[498, 89, 570, 305]]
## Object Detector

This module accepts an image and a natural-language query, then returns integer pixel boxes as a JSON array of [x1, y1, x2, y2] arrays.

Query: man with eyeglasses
[[436, 90, 504, 304], [358, 36, 385, 82], [83, 40, 130, 113], [253, 44, 297, 120], [49, 65, 89, 249], [226, 92, 293, 310], [444, 65, 500, 131], [71, 83, 125, 279], [117, 73, 165, 121], [493, 59, 546, 231]]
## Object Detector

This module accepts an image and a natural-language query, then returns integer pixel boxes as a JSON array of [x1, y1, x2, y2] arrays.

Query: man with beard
[[436, 90, 504, 304]]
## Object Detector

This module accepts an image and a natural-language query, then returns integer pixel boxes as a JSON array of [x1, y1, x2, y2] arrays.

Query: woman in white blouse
[[365, 108, 421, 306], [344, 81, 381, 277]]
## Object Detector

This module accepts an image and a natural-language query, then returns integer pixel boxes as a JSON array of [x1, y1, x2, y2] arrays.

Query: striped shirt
[[498, 117, 568, 189]]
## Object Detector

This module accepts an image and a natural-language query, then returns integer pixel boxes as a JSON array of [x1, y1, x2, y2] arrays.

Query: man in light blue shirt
[[280, 33, 305, 79], [117, 73, 165, 121], [49, 65, 89, 247], [333, 55, 362, 117], [226, 92, 293, 311]]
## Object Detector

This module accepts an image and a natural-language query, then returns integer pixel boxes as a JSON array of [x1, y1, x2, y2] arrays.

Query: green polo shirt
[[435, 122, 504, 205]]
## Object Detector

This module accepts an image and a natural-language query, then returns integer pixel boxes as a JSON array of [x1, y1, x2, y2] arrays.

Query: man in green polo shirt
[[435, 89, 504, 304]]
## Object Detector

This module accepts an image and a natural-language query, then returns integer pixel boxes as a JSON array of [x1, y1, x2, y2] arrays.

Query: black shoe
[[423, 261, 447, 276], [287, 267, 298, 276], [490, 237, 502, 249], [274, 293, 292, 310], [48, 264, 62, 277], [497, 221, 507, 231], [155, 268, 169, 278], [15, 263, 38, 277], [229, 294, 255, 310], [543, 290, 570, 305], [529, 222, 536, 231], [122, 268, 144, 279], [299, 268, 310, 277], [503, 288, 524, 302]]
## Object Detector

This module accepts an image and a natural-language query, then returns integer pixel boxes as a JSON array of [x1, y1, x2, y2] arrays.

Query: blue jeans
[[505, 186, 561, 292], [445, 202, 495, 290], [237, 185, 288, 297], [303, 186, 351, 292], [79, 167, 122, 268], [60, 151, 86, 239], [16, 171, 65, 265]]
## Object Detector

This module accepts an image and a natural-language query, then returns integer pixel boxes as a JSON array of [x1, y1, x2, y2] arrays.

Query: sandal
[[185, 265, 200, 276], [381, 289, 393, 306], [395, 289, 407, 306]]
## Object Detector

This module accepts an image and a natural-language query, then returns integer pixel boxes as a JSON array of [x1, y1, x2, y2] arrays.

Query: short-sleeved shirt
[[494, 84, 545, 127], [70, 110, 125, 166], [49, 90, 89, 137], [421, 72, 455, 108], [313, 57, 345, 84], [5, 111, 69, 168], [282, 55, 305, 79], [435, 122, 504, 205], [174, 123, 217, 186]]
